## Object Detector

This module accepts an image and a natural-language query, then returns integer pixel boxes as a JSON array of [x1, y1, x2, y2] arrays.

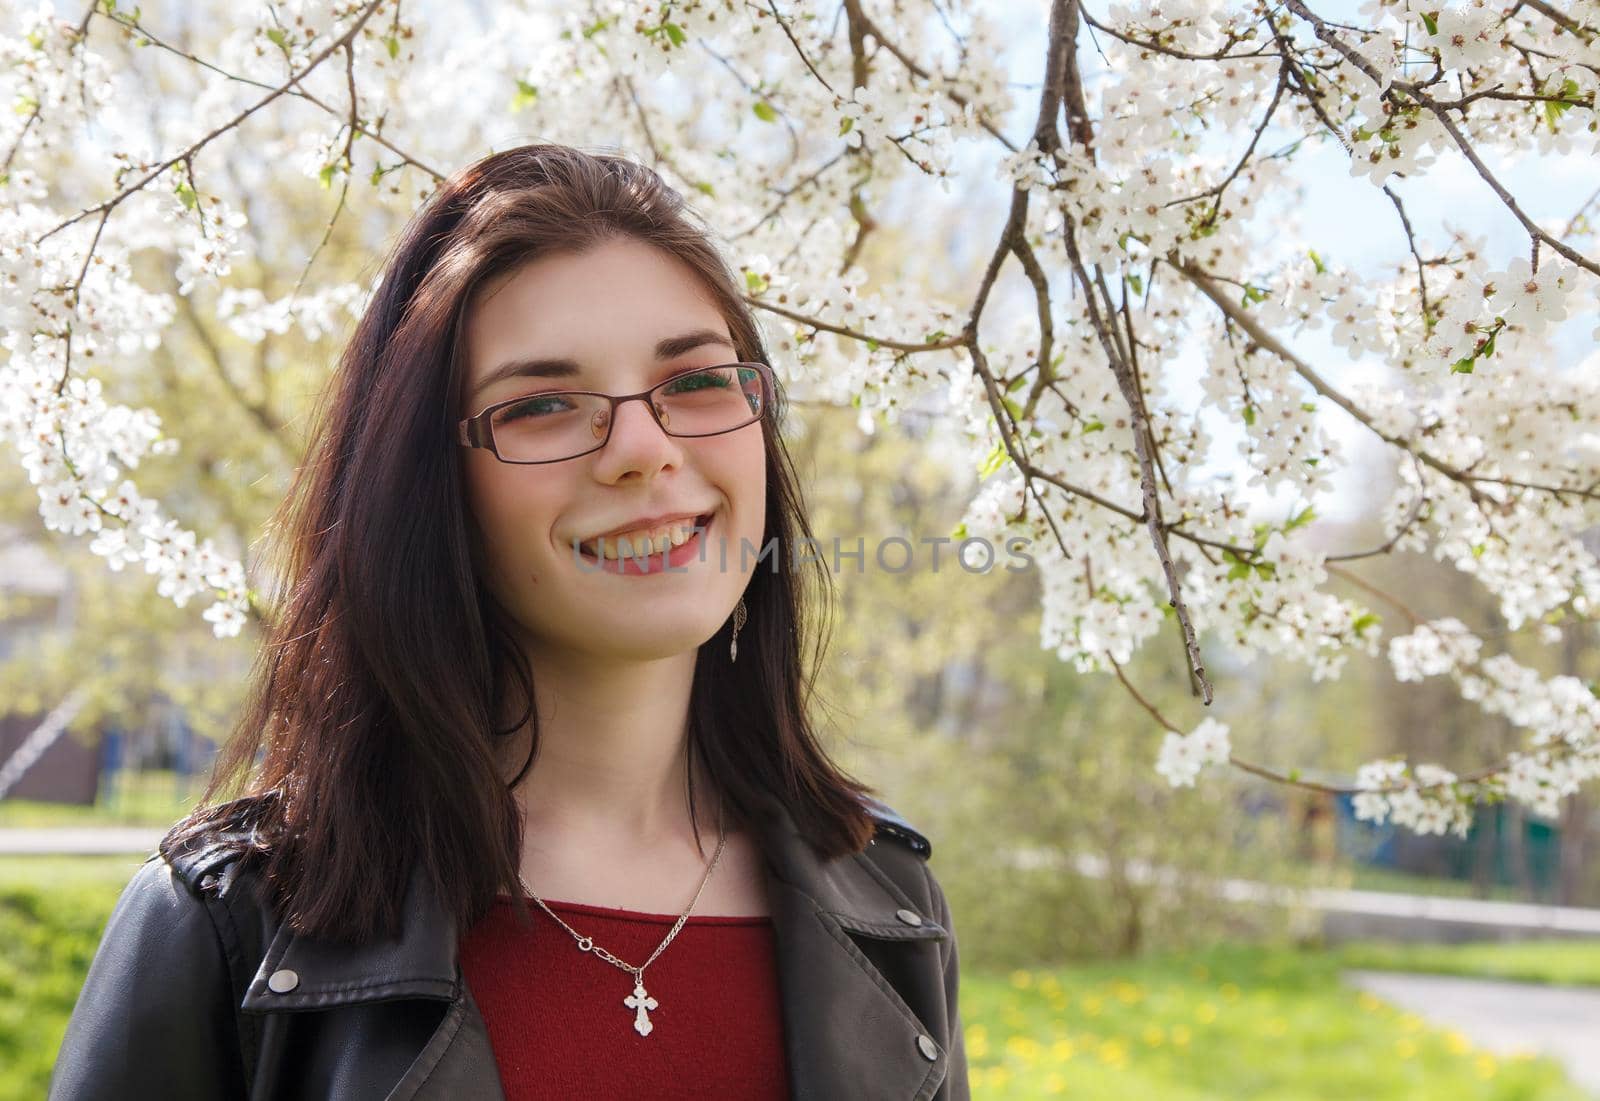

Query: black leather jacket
[[48, 789, 968, 1100]]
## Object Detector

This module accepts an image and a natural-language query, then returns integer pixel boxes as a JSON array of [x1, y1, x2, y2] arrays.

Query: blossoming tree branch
[[2, 0, 1596, 838]]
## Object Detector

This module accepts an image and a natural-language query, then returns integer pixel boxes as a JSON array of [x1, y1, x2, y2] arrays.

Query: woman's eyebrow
[[472, 328, 735, 399]]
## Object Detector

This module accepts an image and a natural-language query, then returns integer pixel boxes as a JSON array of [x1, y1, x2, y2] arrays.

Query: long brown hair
[[165, 144, 877, 944]]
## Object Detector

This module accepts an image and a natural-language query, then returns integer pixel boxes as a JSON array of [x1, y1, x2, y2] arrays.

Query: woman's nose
[[593, 395, 681, 475]]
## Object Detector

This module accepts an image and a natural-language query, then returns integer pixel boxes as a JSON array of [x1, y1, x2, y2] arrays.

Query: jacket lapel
[[240, 859, 459, 1012], [753, 790, 953, 1101]]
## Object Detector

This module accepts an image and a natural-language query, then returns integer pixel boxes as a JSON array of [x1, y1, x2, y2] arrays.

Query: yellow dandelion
[[1195, 1002, 1218, 1024], [1045, 1070, 1066, 1094], [1356, 991, 1384, 1012], [1082, 994, 1104, 1016], [1445, 1030, 1472, 1056], [1399, 1012, 1425, 1034], [1113, 981, 1144, 1004], [1171, 1024, 1191, 1046], [1050, 1038, 1076, 1061], [1005, 1035, 1042, 1062], [1191, 963, 1210, 980], [968, 1032, 990, 1060], [1474, 1053, 1497, 1079], [1263, 1017, 1287, 1037], [1098, 1039, 1128, 1066], [1219, 982, 1241, 1001], [1048, 992, 1069, 1011], [1010, 969, 1034, 989], [1396, 1038, 1417, 1059], [1142, 1024, 1165, 1046]]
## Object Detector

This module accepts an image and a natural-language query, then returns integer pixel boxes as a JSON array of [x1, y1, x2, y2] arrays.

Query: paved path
[[0, 827, 164, 855], [1344, 970, 1600, 1096]]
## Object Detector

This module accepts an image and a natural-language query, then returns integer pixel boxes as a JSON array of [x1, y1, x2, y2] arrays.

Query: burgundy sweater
[[458, 894, 791, 1099]]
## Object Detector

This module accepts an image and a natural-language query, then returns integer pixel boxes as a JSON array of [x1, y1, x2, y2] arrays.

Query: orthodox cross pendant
[[624, 979, 659, 1036]]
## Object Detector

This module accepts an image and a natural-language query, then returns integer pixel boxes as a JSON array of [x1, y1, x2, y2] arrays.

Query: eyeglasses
[[458, 361, 774, 464]]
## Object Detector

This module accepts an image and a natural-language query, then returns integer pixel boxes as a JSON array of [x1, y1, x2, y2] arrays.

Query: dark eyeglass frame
[[457, 361, 775, 465]]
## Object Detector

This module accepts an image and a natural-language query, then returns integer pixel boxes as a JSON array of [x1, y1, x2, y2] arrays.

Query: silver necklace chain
[[516, 802, 728, 1037]]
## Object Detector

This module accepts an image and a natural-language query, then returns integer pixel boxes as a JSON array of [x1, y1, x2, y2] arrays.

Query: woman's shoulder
[[859, 794, 934, 859], [155, 790, 280, 904], [854, 795, 954, 929]]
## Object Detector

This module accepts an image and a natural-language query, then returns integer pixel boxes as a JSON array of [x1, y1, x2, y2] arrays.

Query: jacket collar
[[238, 790, 951, 1098]]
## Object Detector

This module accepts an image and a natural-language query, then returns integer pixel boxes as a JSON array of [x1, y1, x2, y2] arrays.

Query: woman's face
[[458, 236, 767, 663]]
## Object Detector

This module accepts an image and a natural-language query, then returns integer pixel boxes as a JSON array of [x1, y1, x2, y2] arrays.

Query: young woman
[[49, 143, 968, 1101]]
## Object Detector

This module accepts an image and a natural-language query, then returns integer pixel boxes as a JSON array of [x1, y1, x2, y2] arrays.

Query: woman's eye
[[502, 393, 576, 419], [662, 369, 732, 395]]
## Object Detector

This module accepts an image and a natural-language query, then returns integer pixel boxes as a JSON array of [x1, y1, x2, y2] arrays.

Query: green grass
[[2, 857, 1595, 1101], [1331, 938, 1600, 987], [0, 856, 145, 1101], [0, 769, 200, 828], [964, 944, 1591, 1100]]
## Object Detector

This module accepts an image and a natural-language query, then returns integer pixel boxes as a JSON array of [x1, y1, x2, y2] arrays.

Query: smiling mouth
[[575, 512, 715, 562]]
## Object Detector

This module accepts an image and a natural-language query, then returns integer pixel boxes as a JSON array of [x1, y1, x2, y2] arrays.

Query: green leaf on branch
[[1419, 10, 1439, 34], [1308, 248, 1326, 274], [1081, 419, 1105, 434], [1542, 79, 1579, 130], [385, 35, 400, 59], [839, 117, 854, 136], [174, 180, 197, 210], [1242, 403, 1257, 426], [753, 100, 778, 122], [978, 442, 1009, 480], [1126, 272, 1143, 295], [1352, 611, 1382, 635], [512, 80, 539, 111]]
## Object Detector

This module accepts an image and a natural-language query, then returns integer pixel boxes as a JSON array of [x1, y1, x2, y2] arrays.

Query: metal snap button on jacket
[[917, 1033, 939, 1060], [895, 908, 923, 926], [267, 968, 299, 994]]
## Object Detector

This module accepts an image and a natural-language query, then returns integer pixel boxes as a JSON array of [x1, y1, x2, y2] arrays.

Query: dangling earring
[[729, 597, 748, 663]]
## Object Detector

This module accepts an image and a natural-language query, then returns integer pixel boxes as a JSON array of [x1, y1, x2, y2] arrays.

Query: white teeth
[[581, 516, 706, 560]]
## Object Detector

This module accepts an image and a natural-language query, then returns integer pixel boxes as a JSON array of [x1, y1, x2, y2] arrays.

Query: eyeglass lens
[[489, 364, 766, 462]]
